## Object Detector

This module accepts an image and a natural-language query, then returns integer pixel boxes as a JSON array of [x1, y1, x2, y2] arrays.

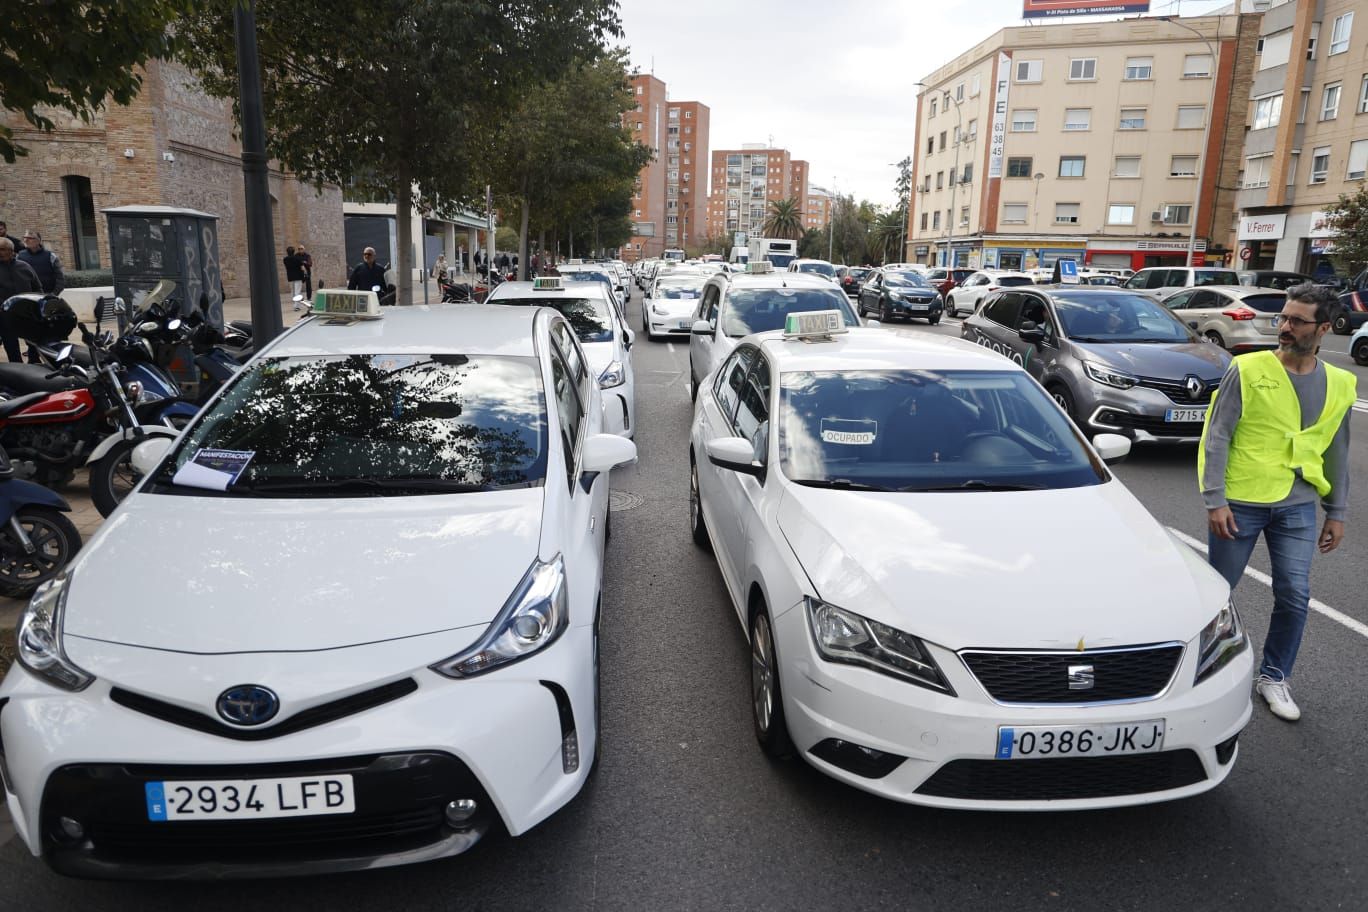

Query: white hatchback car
[[944, 271, 1036, 318], [0, 300, 637, 878], [489, 278, 637, 439], [688, 315, 1252, 809], [643, 269, 709, 340]]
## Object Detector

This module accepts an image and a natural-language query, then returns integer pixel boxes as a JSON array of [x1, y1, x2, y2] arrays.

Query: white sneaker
[[1255, 674, 1301, 722]]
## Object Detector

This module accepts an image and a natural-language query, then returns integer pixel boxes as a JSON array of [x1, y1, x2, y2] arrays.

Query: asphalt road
[[1, 298, 1364, 910]]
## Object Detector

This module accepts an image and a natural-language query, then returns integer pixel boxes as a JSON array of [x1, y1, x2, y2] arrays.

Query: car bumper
[[0, 626, 597, 879], [1076, 382, 1218, 443], [772, 601, 1253, 810], [647, 314, 696, 337], [883, 300, 943, 318]]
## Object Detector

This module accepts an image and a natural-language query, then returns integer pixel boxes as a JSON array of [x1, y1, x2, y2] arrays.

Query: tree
[[179, 0, 620, 303], [797, 227, 826, 260], [871, 210, 905, 264], [1325, 185, 1368, 279], [763, 198, 804, 240], [0, 0, 196, 162], [826, 194, 874, 265]]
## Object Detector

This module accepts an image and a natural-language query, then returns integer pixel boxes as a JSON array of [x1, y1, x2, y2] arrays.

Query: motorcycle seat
[[0, 363, 82, 393], [228, 320, 253, 335], [0, 391, 55, 419]]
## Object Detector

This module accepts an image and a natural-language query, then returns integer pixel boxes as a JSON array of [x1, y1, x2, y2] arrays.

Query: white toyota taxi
[[688, 312, 1252, 809], [0, 293, 636, 878]]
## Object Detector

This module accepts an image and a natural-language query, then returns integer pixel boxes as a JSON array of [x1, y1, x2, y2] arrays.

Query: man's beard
[[1279, 333, 1318, 355]]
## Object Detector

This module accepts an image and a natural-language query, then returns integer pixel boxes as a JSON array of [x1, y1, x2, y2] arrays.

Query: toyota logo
[[1185, 376, 1206, 400], [216, 685, 280, 726]]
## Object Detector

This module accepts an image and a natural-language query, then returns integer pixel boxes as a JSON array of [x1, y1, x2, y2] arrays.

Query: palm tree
[[871, 209, 906, 263], [762, 198, 804, 240]]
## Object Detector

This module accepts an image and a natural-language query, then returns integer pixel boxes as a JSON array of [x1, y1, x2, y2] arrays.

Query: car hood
[[1069, 339, 1228, 379], [777, 481, 1227, 651], [650, 296, 702, 317], [62, 488, 545, 653], [581, 339, 619, 375]]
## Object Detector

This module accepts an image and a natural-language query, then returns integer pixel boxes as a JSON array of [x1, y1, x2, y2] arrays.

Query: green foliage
[[797, 228, 826, 260], [64, 269, 115, 289], [827, 194, 876, 265], [1326, 185, 1368, 277], [0, 0, 196, 162], [871, 209, 906, 264], [762, 198, 804, 241]]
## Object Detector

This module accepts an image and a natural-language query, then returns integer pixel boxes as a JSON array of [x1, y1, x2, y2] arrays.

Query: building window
[[1163, 204, 1191, 225], [1252, 93, 1283, 130], [1176, 105, 1206, 129], [634, 122, 642, 131], [62, 175, 100, 270], [936, 171, 944, 189], [961, 164, 973, 183], [1124, 57, 1152, 80], [1007, 156, 1033, 178], [1054, 203, 1080, 224], [1119, 107, 1146, 130], [1107, 204, 1136, 225], [1113, 156, 1141, 178], [1015, 59, 1042, 82], [1059, 156, 1086, 178], [1068, 58, 1097, 80], [635, 85, 643, 95], [939, 131, 947, 151], [932, 211, 941, 229], [1330, 12, 1353, 55], [1258, 28, 1293, 69], [1360, 75, 1368, 113], [1348, 140, 1368, 180], [1064, 108, 1091, 131], [1287, 151, 1300, 185], [924, 175, 931, 192], [930, 97, 937, 117], [967, 118, 978, 138], [1243, 155, 1272, 188], [1170, 155, 1198, 177], [956, 83, 965, 101], [668, 108, 679, 119], [1298, 88, 1311, 123], [927, 137, 934, 155], [1002, 203, 1028, 224], [1310, 146, 1331, 183], [1183, 54, 1213, 78], [1308, 21, 1321, 59], [1011, 109, 1037, 132], [684, 110, 692, 118], [634, 209, 642, 218], [957, 206, 967, 227], [1322, 83, 1341, 120]]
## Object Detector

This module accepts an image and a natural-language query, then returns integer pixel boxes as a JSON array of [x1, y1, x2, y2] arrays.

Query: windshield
[[494, 295, 613, 342], [766, 254, 796, 268], [1194, 271, 1241, 287], [156, 354, 547, 495], [884, 271, 931, 288], [1239, 293, 1287, 313], [997, 276, 1035, 287], [655, 278, 706, 300], [797, 262, 836, 278], [779, 370, 1103, 491], [1055, 291, 1192, 343], [562, 271, 614, 288], [722, 288, 859, 337]]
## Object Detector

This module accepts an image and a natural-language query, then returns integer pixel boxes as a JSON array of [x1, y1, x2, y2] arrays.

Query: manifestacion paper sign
[[1023, 0, 1150, 17], [988, 52, 1011, 179]]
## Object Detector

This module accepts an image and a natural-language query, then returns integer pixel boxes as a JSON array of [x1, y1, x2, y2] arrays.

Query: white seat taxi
[[688, 311, 1252, 809], [488, 278, 637, 438], [643, 268, 709, 340], [688, 263, 859, 403], [0, 294, 637, 878]]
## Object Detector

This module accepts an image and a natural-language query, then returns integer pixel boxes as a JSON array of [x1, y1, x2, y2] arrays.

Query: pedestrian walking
[[530, 253, 540, 277], [432, 254, 449, 285], [497, 251, 510, 274], [347, 247, 388, 294], [17, 231, 64, 295], [283, 246, 306, 309], [0, 237, 43, 362], [1198, 283, 1356, 722], [297, 244, 314, 298]]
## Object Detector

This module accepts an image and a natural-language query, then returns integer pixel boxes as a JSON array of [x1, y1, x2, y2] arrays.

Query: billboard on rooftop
[[1023, 0, 1150, 17]]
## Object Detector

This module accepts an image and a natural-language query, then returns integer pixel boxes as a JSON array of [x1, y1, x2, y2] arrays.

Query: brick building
[[0, 58, 343, 297], [622, 74, 711, 261], [706, 145, 811, 242]]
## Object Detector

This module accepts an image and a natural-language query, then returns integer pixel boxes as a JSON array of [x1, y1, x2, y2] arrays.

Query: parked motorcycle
[[441, 281, 474, 303], [0, 439, 80, 598]]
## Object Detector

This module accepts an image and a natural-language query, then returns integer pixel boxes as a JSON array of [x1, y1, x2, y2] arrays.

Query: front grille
[[1094, 410, 1205, 438], [960, 645, 1183, 704], [1135, 376, 1221, 405], [915, 750, 1207, 801], [109, 678, 417, 741]]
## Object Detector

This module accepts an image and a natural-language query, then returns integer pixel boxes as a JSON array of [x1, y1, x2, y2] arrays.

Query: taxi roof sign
[[311, 289, 382, 320], [532, 277, 563, 291], [746, 261, 775, 274], [783, 310, 848, 340]]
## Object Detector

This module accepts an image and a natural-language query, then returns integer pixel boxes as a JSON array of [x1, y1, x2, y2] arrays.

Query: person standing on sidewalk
[[1198, 283, 1356, 722], [0, 238, 42, 362], [283, 246, 306, 310], [297, 244, 314, 298], [17, 231, 64, 295]]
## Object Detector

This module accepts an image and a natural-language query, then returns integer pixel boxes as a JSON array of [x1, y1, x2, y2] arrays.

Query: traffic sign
[[1057, 258, 1080, 284], [1240, 246, 1253, 261]]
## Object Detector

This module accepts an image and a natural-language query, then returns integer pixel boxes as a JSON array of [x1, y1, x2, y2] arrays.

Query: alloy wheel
[[751, 613, 776, 736]]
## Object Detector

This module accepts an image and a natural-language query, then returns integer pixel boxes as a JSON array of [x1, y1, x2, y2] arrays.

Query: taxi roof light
[[533, 277, 564, 291], [311, 289, 383, 321], [783, 310, 848, 341], [746, 262, 775, 275]]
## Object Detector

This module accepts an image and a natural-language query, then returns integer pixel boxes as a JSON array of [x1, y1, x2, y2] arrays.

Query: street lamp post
[[1159, 16, 1218, 268]]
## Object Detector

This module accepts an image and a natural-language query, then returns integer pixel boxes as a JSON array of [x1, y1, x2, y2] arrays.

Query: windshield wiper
[[901, 480, 1044, 492], [792, 478, 893, 492], [236, 477, 497, 494]]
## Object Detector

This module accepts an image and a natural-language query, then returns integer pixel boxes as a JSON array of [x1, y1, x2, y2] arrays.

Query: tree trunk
[[538, 229, 546, 272], [568, 225, 574, 259], [395, 162, 414, 305], [518, 185, 531, 282]]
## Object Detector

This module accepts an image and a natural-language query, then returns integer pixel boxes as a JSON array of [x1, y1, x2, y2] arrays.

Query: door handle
[[1187, 321, 1197, 328]]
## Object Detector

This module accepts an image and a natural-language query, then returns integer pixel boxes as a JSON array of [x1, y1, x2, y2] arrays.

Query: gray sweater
[[1201, 358, 1352, 522]]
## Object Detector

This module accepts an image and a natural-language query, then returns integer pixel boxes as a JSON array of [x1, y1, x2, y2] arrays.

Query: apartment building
[[908, 14, 1258, 274], [706, 145, 810, 242], [1235, 0, 1367, 281], [806, 185, 834, 229], [622, 75, 711, 261]]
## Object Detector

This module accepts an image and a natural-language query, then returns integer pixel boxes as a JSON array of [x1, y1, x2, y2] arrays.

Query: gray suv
[[961, 286, 1232, 442]]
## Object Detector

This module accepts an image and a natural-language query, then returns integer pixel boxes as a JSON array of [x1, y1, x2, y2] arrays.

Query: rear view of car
[[1162, 287, 1283, 353]]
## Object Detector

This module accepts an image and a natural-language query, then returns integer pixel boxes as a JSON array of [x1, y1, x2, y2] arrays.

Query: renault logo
[[1185, 375, 1206, 400], [1067, 664, 1095, 691], [216, 685, 280, 726]]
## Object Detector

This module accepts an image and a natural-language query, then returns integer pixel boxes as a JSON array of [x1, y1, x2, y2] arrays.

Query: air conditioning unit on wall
[[1150, 211, 1164, 222]]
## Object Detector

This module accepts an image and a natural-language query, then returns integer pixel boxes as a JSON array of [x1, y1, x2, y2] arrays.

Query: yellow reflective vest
[[1199, 350, 1357, 503]]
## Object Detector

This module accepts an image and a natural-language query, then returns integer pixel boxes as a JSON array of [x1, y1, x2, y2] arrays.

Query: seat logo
[[1185, 375, 1206, 400], [1067, 664, 1095, 691], [216, 684, 280, 726]]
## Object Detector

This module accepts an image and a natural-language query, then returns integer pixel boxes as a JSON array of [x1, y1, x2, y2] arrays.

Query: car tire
[[590, 603, 602, 776], [1332, 311, 1351, 335], [1205, 330, 1226, 349], [947, 296, 958, 318], [689, 457, 712, 551], [750, 605, 794, 759], [881, 303, 894, 323], [1048, 383, 1077, 423], [1353, 339, 1368, 366], [928, 314, 941, 326], [688, 357, 699, 403]]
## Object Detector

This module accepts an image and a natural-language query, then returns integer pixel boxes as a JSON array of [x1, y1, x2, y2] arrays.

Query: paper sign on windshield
[[820, 419, 877, 445], [172, 448, 256, 491]]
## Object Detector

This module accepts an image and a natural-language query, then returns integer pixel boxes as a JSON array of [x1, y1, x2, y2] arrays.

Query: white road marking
[[1166, 525, 1368, 640], [1354, 398, 1368, 415], [667, 343, 676, 354]]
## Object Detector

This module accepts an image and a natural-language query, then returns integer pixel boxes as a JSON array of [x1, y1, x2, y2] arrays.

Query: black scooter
[[0, 439, 81, 598]]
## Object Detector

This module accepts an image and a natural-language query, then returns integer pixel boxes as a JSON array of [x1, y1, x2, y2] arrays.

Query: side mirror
[[131, 437, 174, 476], [581, 433, 637, 472], [1092, 433, 1131, 465], [691, 319, 714, 336], [706, 436, 764, 478], [1018, 320, 1046, 345], [113, 298, 127, 315], [624, 328, 635, 350]]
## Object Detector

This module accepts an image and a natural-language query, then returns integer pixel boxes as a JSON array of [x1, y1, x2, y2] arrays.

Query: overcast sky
[[616, 0, 1232, 208]]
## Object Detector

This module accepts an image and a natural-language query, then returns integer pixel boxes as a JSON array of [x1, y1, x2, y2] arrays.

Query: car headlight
[[598, 360, 626, 389], [652, 304, 669, 315], [1194, 599, 1246, 684], [805, 598, 954, 694], [431, 556, 568, 678], [16, 574, 93, 691], [1082, 360, 1139, 389]]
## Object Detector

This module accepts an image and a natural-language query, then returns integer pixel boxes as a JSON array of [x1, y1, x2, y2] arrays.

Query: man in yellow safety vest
[[1198, 283, 1356, 722]]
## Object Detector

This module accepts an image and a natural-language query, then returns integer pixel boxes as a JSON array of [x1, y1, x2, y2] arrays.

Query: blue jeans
[[1207, 501, 1318, 680]]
